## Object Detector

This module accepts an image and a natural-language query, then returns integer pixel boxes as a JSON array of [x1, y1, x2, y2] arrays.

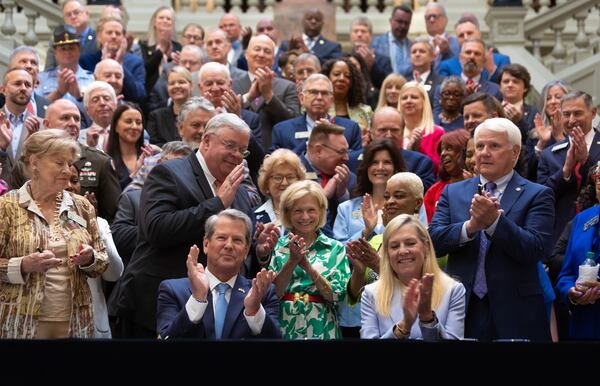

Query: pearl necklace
[[30, 186, 64, 242]]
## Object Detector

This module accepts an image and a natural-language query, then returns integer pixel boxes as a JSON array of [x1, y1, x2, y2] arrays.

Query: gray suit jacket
[[360, 280, 466, 340], [232, 74, 300, 150]]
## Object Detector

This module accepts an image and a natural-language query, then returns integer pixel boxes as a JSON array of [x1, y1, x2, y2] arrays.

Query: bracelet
[[393, 321, 410, 339], [419, 310, 438, 326]]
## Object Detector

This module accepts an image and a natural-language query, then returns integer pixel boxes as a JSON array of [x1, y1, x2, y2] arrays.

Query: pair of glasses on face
[[321, 143, 350, 156], [270, 175, 299, 184], [214, 135, 250, 158], [441, 91, 463, 99]]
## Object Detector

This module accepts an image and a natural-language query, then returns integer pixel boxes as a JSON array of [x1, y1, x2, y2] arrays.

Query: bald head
[[246, 35, 276, 73], [94, 58, 123, 95], [371, 107, 404, 150], [44, 99, 81, 140]]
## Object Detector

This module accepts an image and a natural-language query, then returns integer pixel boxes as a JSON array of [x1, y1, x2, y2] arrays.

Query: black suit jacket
[[110, 152, 254, 332], [111, 189, 141, 268], [280, 35, 342, 65], [147, 104, 179, 147], [370, 54, 393, 89]]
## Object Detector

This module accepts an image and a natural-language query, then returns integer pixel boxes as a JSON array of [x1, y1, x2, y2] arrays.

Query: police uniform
[[75, 143, 121, 223]]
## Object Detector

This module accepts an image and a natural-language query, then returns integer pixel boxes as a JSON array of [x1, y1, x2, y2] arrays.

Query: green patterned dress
[[269, 231, 351, 340]]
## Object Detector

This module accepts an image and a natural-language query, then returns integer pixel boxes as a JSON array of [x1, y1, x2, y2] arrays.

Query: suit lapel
[[500, 173, 526, 217], [189, 153, 214, 200], [583, 130, 600, 177], [221, 276, 250, 339], [201, 290, 216, 338]]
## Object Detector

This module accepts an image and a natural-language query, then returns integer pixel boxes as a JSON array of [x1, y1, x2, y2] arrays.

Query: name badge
[[583, 215, 599, 231], [424, 84, 431, 92], [306, 172, 318, 180], [358, 153, 363, 161], [67, 211, 87, 228], [351, 210, 362, 219], [295, 131, 310, 139]]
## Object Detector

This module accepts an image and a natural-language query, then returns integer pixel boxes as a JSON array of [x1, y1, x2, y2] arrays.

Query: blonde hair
[[167, 65, 192, 85], [146, 6, 175, 46], [375, 214, 456, 317], [398, 81, 435, 136], [279, 180, 328, 231], [387, 172, 424, 200], [23, 129, 80, 165], [257, 149, 306, 196], [376, 73, 407, 111]]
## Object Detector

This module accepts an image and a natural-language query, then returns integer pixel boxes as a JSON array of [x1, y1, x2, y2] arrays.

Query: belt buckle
[[293, 292, 309, 303]]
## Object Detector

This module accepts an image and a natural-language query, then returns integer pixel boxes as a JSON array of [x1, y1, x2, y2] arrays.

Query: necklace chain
[[30, 185, 63, 242]]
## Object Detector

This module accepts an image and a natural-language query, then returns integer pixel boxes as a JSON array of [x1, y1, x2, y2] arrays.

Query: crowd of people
[[0, 0, 598, 341]]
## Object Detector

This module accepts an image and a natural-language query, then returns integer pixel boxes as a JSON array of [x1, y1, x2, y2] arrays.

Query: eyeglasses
[[321, 143, 350, 156], [375, 127, 402, 135], [304, 89, 332, 98], [270, 175, 299, 184], [213, 134, 250, 158], [183, 34, 203, 41], [441, 91, 464, 99], [425, 14, 443, 20], [65, 9, 83, 18]]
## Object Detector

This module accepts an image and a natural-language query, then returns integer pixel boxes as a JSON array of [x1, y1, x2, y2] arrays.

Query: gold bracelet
[[393, 321, 410, 339]]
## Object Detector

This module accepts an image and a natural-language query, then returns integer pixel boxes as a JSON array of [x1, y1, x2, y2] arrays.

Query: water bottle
[[577, 252, 599, 286]]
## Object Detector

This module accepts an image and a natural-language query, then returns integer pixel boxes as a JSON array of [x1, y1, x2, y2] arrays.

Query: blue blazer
[[437, 53, 511, 84], [270, 115, 362, 154], [537, 131, 600, 249], [157, 276, 282, 339], [429, 173, 555, 341], [280, 36, 342, 65], [360, 280, 466, 340], [556, 205, 600, 339], [79, 50, 147, 102], [346, 148, 436, 193]]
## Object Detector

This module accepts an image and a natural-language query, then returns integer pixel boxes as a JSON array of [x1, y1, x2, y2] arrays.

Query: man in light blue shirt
[[370, 5, 413, 78]]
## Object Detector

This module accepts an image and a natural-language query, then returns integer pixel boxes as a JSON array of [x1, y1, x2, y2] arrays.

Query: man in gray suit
[[233, 35, 300, 150], [0, 68, 43, 183]]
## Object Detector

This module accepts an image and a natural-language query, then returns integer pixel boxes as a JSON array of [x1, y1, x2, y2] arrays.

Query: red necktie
[[26, 100, 35, 115], [320, 172, 329, 188]]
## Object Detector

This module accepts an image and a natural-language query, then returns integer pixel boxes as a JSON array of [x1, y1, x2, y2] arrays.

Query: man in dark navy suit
[[434, 38, 502, 116], [537, 91, 600, 250], [270, 73, 361, 155], [406, 38, 443, 109], [430, 118, 554, 341], [157, 209, 281, 340], [438, 19, 510, 84], [348, 107, 436, 192], [349, 16, 392, 89], [280, 8, 342, 65]]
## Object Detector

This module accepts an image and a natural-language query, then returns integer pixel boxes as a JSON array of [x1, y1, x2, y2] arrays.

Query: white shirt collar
[[461, 73, 481, 84], [479, 170, 514, 200], [196, 149, 218, 196], [206, 268, 237, 292]]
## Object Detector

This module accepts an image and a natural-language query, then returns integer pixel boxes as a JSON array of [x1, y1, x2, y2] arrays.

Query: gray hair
[[204, 113, 251, 138], [440, 75, 466, 94], [161, 141, 193, 159], [302, 73, 332, 92], [177, 96, 216, 125], [8, 45, 40, 67], [425, 2, 446, 17], [411, 36, 435, 55], [205, 209, 253, 244], [93, 58, 123, 78], [181, 44, 204, 59], [474, 117, 522, 148], [83, 80, 117, 108], [198, 61, 230, 81], [294, 53, 321, 71], [561, 90, 594, 110], [351, 16, 372, 35]]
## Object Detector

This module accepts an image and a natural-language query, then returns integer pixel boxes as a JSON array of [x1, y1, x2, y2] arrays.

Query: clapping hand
[[22, 249, 62, 273], [255, 222, 280, 263], [216, 163, 245, 208], [0, 112, 12, 151], [186, 244, 209, 301], [244, 268, 275, 316]]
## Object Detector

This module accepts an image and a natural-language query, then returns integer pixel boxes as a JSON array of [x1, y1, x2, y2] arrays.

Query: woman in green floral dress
[[268, 180, 350, 339]]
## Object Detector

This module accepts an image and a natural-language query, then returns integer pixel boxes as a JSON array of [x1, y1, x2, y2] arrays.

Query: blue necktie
[[473, 182, 497, 299], [214, 283, 230, 339]]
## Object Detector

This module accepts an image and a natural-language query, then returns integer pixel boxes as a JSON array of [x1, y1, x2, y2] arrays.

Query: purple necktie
[[473, 181, 497, 299]]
